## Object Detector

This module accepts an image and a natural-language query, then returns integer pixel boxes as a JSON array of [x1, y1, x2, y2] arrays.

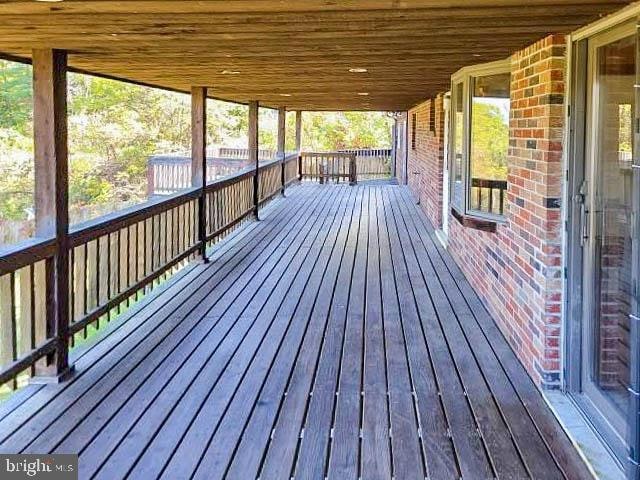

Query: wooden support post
[[277, 106, 286, 196], [390, 120, 397, 179], [191, 86, 208, 262], [349, 154, 357, 186], [295, 111, 303, 182], [295, 110, 302, 152], [32, 49, 73, 382], [277, 107, 286, 159], [249, 100, 259, 219]]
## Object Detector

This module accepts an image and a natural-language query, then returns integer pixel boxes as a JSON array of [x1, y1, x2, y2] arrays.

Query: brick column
[[505, 34, 567, 387]]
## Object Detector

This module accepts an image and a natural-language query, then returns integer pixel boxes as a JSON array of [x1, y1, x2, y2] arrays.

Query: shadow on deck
[[0, 184, 589, 480]]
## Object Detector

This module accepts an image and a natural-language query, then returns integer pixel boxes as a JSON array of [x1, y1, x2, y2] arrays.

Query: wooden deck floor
[[0, 184, 590, 480]]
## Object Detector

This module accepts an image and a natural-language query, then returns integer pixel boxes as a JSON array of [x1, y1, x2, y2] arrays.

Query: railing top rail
[[337, 148, 392, 153], [150, 157, 243, 165], [149, 153, 298, 165], [301, 151, 356, 159], [471, 178, 508, 189], [1, 153, 302, 277], [205, 155, 294, 191], [0, 237, 57, 276], [69, 187, 201, 247]]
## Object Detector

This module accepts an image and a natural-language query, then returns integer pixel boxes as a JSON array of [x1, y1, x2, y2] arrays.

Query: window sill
[[451, 207, 498, 233]]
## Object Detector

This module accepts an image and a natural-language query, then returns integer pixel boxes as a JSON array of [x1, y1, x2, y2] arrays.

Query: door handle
[[575, 181, 589, 247], [573, 193, 589, 247], [580, 202, 590, 247]]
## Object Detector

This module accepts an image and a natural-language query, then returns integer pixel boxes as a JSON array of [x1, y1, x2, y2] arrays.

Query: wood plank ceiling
[[0, 1, 633, 111]]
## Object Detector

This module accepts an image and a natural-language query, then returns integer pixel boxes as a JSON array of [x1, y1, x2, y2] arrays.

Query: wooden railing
[[338, 148, 392, 180], [0, 153, 300, 391], [470, 178, 507, 216], [218, 147, 275, 160], [147, 156, 252, 196], [148, 151, 298, 197], [149, 148, 388, 195], [284, 154, 299, 187], [300, 152, 357, 184]]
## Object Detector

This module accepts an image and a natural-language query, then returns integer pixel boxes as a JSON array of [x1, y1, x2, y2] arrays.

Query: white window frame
[[449, 58, 511, 222]]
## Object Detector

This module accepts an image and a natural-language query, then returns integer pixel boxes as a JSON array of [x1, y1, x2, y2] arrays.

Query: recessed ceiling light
[[348, 68, 368, 73], [279, 93, 292, 97], [472, 53, 482, 57], [34, 0, 64, 2], [221, 70, 241, 75], [357, 92, 369, 96]]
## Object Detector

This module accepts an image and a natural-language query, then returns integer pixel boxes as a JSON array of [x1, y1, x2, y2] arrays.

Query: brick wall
[[408, 35, 567, 389], [407, 95, 445, 229]]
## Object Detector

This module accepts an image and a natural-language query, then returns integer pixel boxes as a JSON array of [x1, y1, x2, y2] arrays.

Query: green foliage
[[206, 103, 249, 147], [618, 104, 632, 154], [258, 108, 277, 150], [68, 157, 114, 206], [0, 58, 393, 246], [67, 72, 192, 205], [0, 61, 32, 135], [470, 101, 509, 181], [299, 111, 392, 151], [0, 63, 34, 224], [0, 153, 32, 221]]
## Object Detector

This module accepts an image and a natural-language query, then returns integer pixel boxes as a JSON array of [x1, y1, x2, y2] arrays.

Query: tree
[[470, 101, 509, 180], [292, 111, 392, 151], [0, 60, 32, 135]]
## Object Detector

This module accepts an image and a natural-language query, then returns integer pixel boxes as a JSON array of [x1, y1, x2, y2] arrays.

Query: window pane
[[590, 33, 635, 417], [469, 73, 510, 216], [451, 82, 464, 210]]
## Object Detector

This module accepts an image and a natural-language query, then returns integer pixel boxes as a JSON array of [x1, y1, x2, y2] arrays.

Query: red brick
[[406, 34, 567, 389]]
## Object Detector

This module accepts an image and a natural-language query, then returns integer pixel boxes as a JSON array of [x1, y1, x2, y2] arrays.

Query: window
[[411, 113, 417, 150], [451, 82, 465, 210], [469, 73, 510, 215], [449, 59, 510, 220]]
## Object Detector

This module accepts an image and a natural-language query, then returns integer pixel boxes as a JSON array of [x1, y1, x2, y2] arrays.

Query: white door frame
[[436, 92, 452, 247]]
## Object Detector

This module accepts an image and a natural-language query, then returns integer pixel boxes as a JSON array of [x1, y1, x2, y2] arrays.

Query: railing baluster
[[99, 236, 108, 308], [73, 246, 84, 326], [0, 152, 298, 386], [34, 261, 47, 372], [16, 267, 31, 368], [488, 187, 494, 214], [86, 240, 97, 329], [0, 273, 15, 389], [28, 265, 36, 374]]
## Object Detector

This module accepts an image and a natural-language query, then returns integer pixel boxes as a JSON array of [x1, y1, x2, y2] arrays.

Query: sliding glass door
[[579, 22, 640, 468]]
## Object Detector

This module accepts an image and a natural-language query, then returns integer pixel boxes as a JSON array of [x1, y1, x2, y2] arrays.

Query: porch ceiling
[[0, 0, 632, 111]]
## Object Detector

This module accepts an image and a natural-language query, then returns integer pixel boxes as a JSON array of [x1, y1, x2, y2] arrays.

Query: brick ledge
[[451, 207, 498, 233]]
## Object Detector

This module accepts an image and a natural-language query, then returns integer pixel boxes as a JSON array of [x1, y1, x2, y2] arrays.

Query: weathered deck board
[[0, 184, 591, 480]]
